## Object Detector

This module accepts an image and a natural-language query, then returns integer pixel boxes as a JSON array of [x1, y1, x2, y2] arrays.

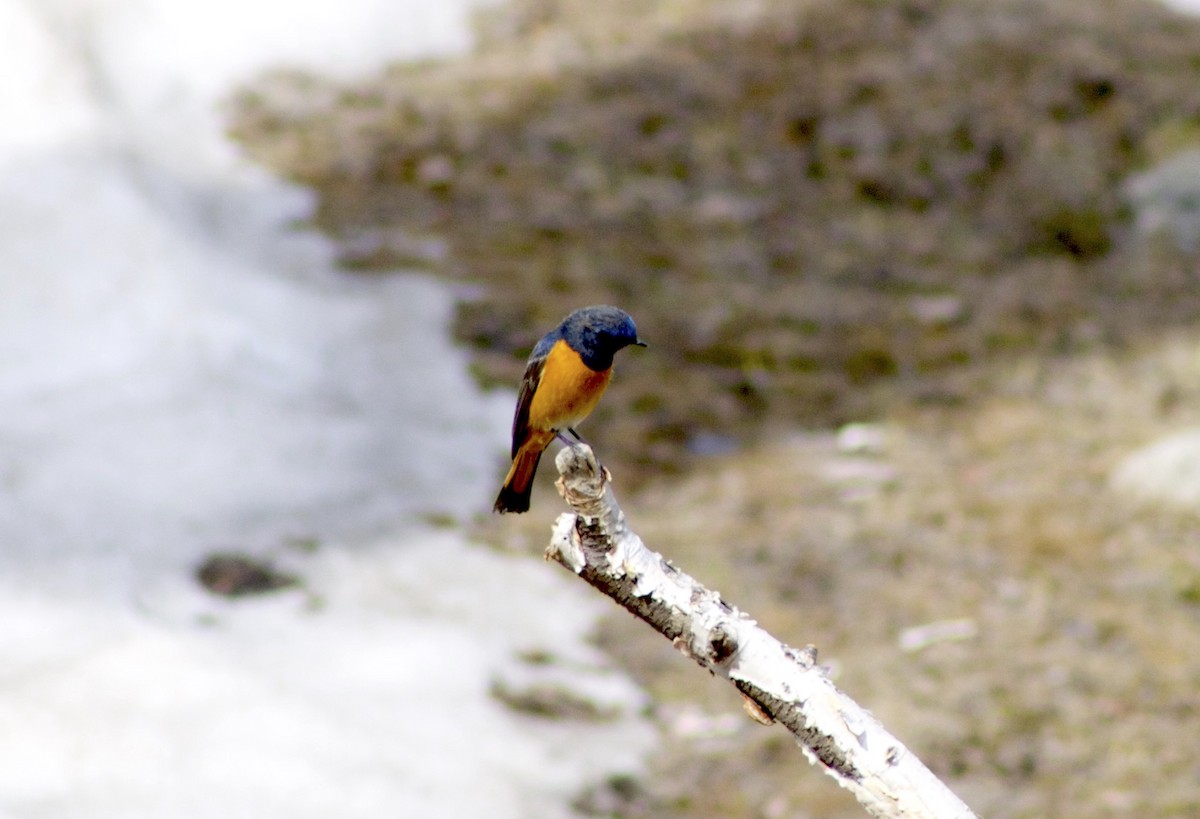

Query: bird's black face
[[595, 320, 641, 352]]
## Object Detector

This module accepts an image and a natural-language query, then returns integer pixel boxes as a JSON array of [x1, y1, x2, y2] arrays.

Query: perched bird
[[494, 305, 645, 514]]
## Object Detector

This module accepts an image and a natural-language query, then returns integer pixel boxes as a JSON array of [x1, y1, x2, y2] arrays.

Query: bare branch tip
[[554, 442, 611, 517]]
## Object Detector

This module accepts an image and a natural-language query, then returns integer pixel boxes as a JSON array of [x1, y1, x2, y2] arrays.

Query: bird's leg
[[555, 428, 589, 447], [555, 428, 604, 481]]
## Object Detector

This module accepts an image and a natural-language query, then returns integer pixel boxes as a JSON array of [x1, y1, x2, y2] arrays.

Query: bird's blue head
[[559, 305, 646, 370]]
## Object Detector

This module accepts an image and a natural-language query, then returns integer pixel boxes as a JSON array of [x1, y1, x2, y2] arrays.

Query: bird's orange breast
[[527, 339, 613, 432]]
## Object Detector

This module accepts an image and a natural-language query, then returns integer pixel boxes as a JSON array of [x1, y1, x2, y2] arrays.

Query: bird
[[493, 305, 645, 514]]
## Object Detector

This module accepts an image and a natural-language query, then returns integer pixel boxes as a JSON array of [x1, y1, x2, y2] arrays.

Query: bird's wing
[[510, 352, 548, 459]]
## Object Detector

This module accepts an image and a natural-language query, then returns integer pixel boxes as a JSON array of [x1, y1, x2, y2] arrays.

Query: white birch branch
[[546, 443, 978, 819]]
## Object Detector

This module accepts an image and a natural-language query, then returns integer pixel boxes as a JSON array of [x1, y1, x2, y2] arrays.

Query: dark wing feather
[[510, 353, 547, 459]]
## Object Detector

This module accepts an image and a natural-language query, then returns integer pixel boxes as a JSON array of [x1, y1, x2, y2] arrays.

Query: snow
[[0, 0, 654, 815]]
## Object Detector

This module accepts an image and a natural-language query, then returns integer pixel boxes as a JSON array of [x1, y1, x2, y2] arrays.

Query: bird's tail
[[493, 438, 549, 514]]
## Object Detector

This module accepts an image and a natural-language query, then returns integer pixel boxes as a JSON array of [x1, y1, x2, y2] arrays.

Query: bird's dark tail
[[493, 442, 546, 514]]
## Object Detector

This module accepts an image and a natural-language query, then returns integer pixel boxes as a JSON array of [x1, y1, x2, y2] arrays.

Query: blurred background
[[6, 0, 1200, 816]]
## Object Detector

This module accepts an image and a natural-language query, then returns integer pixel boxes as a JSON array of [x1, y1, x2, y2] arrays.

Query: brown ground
[[229, 0, 1200, 815]]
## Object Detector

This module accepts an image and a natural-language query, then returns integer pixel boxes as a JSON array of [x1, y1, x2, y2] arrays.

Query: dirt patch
[[231, 0, 1200, 484]]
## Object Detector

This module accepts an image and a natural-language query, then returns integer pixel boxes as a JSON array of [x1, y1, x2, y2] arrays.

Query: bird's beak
[[633, 340, 648, 348]]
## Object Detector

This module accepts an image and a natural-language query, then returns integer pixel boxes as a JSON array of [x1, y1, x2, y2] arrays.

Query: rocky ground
[[230, 0, 1200, 815]]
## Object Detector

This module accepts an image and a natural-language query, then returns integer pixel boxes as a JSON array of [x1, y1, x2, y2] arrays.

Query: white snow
[[0, 0, 654, 816]]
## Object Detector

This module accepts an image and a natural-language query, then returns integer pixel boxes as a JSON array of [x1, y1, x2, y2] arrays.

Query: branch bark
[[546, 444, 977, 819]]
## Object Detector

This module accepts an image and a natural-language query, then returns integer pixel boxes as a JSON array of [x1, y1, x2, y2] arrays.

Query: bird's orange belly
[[527, 340, 613, 432]]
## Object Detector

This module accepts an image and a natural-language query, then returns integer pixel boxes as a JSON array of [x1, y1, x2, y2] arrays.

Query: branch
[[546, 444, 977, 819]]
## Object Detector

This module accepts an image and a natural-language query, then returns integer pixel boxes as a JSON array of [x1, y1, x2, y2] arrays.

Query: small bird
[[494, 305, 645, 514]]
